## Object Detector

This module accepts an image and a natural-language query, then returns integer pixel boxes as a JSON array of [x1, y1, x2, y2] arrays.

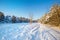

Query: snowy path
[[39, 24, 60, 40], [0, 23, 60, 40]]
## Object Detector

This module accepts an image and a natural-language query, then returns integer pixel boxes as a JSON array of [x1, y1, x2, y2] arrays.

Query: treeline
[[0, 12, 37, 23], [39, 5, 60, 26], [0, 12, 31, 23]]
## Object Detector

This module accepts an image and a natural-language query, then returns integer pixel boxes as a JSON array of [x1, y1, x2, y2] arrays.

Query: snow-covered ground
[[0, 23, 60, 40], [39, 24, 60, 40]]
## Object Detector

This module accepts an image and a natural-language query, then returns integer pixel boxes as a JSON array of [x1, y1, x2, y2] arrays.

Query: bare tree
[[29, 12, 33, 24]]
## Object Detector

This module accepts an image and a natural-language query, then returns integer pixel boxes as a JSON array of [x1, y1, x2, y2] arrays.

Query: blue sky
[[0, 0, 60, 20]]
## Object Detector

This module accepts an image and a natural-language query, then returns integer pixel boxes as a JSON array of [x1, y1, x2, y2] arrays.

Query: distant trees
[[11, 16, 16, 23], [0, 11, 36, 23], [5, 16, 12, 23], [19, 17, 30, 23], [0, 12, 4, 22]]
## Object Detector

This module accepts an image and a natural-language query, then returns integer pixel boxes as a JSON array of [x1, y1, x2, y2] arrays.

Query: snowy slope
[[39, 24, 60, 40], [0, 23, 60, 40]]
